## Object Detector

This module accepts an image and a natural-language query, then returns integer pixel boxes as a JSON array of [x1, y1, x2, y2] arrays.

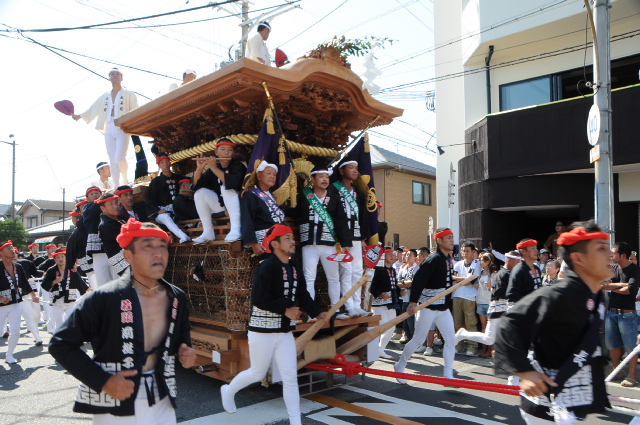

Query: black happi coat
[[370, 265, 401, 309], [0, 262, 33, 305], [248, 255, 320, 333], [333, 183, 370, 241], [146, 172, 184, 217], [172, 194, 199, 222], [487, 266, 510, 319], [289, 186, 351, 248], [38, 257, 56, 272], [409, 249, 453, 311], [84, 202, 104, 255], [506, 260, 542, 303], [240, 189, 284, 245], [33, 255, 47, 268], [16, 258, 39, 280], [494, 272, 609, 420], [98, 214, 129, 276], [118, 204, 148, 223], [66, 216, 87, 269], [49, 270, 192, 416], [193, 159, 246, 199], [41, 266, 89, 303]]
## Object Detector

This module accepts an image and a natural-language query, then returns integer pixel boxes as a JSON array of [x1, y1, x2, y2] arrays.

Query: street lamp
[[0, 135, 16, 220]]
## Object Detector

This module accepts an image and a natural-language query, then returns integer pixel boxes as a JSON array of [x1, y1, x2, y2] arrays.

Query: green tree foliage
[[317, 36, 394, 59], [0, 219, 30, 249]]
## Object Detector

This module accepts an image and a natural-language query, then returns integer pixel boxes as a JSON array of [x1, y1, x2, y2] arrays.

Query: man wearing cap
[[72, 67, 138, 187], [333, 157, 370, 317], [192, 139, 246, 243], [495, 221, 612, 423], [0, 240, 40, 363], [394, 228, 458, 382], [41, 249, 89, 333], [220, 224, 326, 424], [245, 22, 271, 65], [146, 156, 191, 244], [370, 247, 403, 360], [97, 192, 129, 277], [290, 165, 351, 316], [506, 239, 543, 306], [168, 69, 197, 92], [537, 249, 550, 273], [172, 179, 199, 222], [241, 161, 285, 257], [544, 221, 566, 258], [91, 162, 113, 191], [49, 219, 196, 424], [116, 185, 147, 222]]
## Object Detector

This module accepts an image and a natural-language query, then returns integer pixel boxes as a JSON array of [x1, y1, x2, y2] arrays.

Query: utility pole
[[62, 188, 66, 241], [0, 135, 16, 220], [240, 0, 249, 58], [589, 0, 614, 240]]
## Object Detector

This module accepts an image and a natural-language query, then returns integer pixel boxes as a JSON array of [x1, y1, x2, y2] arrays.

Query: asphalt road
[[1, 324, 638, 425]]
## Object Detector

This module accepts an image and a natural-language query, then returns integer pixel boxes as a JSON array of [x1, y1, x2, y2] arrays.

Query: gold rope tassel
[[263, 108, 275, 135]]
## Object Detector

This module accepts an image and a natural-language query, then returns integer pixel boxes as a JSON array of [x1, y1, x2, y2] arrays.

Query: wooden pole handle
[[295, 268, 374, 356], [336, 275, 478, 355]]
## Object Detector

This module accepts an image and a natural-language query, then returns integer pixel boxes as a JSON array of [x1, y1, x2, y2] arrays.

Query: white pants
[[92, 385, 176, 425], [20, 295, 42, 342], [397, 308, 456, 379], [86, 271, 99, 290], [50, 301, 74, 334], [456, 317, 501, 346], [302, 245, 340, 305], [227, 331, 301, 425], [0, 304, 22, 358], [93, 253, 116, 287], [338, 240, 364, 313], [105, 120, 129, 188], [39, 290, 55, 333], [520, 409, 554, 424], [155, 212, 188, 240], [372, 306, 397, 357], [193, 188, 225, 235]]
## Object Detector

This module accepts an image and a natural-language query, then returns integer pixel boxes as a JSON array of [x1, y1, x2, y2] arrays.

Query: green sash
[[303, 188, 336, 241], [333, 181, 359, 217]]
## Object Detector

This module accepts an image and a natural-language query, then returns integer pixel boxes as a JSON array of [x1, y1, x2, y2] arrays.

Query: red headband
[[115, 188, 133, 196], [13, 247, 18, 254], [216, 140, 236, 148], [46, 244, 57, 249], [86, 187, 102, 197], [69, 211, 82, 217], [179, 179, 191, 185], [0, 241, 13, 251], [557, 227, 610, 246], [262, 224, 293, 253], [52, 250, 67, 258], [95, 195, 119, 205], [28, 243, 38, 249], [117, 218, 170, 249], [516, 239, 538, 250], [76, 200, 89, 208], [156, 156, 170, 164], [434, 229, 453, 240]]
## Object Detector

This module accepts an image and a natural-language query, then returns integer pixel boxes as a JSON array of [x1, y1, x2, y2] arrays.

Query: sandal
[[621, 377, 637, 387]]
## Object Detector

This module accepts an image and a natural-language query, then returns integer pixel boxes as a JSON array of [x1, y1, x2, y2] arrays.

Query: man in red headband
[[0, 240, 40, 363], [221, 224, 326, 424], [26, 243, 39, 262], [66, 200, 98, 290], [495, 220, 612, 423], [506, 238, 542, 305], [50, 219, 195, 423], [146, 156, 191, 244], [116, 185, 147, 222], [192, 139, 246, 243], [395, 227, 458, 382], [97, 192, 129, 277]]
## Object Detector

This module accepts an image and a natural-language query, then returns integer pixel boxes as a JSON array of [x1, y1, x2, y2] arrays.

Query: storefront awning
[[33, 236, 55, 244]]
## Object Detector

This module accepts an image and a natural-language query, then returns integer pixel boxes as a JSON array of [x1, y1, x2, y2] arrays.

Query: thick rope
[[606, 345, 640, 382]]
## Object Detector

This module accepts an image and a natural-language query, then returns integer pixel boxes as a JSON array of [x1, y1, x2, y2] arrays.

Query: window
[[26, 216, 37, 228], [393, 234, 400, 249], [500, 76, 556, 111], [413, 181, 432, 206]]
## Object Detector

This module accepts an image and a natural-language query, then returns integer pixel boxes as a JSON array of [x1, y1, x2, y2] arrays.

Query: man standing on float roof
[[72, 67, 139, 188], [245, 22, 271, 65]]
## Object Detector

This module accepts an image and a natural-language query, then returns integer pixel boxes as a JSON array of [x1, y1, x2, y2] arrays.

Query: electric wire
[[279, 0, 349, 48]]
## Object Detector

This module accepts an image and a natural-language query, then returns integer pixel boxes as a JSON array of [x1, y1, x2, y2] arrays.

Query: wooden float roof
[[116, 57, 403, 156]]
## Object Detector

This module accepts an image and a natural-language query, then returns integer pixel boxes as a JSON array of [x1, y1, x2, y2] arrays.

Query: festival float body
[[115, 47, 403, 386]]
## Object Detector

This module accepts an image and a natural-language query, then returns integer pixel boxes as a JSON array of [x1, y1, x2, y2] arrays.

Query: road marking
[[305, 392, 425, 425]]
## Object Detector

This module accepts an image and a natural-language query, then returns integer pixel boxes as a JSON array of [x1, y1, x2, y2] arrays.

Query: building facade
[[434, 0, 640, 253], [371, 145, 437, 249], [17, 199, 71, 229]]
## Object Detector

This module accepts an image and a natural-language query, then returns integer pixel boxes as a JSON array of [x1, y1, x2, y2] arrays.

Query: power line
[[280, 0, 349, 48], [381, 27, 640, 92], [0, 0, 241, 33]]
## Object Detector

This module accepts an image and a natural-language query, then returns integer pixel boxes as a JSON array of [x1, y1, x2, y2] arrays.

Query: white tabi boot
[[221, 188, 241, 242]]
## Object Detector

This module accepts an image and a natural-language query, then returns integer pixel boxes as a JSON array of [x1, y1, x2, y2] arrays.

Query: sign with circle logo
[[587, 104, 601, 147]]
